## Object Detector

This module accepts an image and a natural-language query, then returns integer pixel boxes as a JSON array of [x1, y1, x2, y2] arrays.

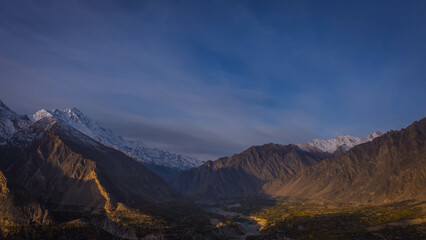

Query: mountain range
[[30, 107, 204, 181], [0, 99, 425, 239], [172, 130, 384, 200], [266, 118, 426, 204], [3, 100, 385, 183], [0, 101, 179, 226], [172, 119, 426, 204], [172, 144, 331, 200], [2, 99, 424, 206]]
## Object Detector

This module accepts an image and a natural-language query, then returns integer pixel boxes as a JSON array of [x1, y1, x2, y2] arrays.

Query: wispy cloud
[[1, 1, 425, 160]]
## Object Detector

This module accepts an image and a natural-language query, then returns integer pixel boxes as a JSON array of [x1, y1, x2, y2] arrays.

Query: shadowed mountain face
[[172, 144, 331, 199], [0, 118, 180, 224], [266, 118, 426, 205]]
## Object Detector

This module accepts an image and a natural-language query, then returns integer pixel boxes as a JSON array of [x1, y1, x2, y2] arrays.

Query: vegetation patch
[[247, 200, 426, 240]]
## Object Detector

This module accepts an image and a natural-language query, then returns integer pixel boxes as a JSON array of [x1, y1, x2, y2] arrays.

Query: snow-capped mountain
[[31, 108, 204, 170], [0, 100, 30, 144], [296, 131, 383, 154]]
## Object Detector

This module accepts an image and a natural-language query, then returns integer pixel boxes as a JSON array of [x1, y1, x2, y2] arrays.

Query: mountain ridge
[[31, 107, 204, 174], [172, 143, 332, 199], [296, 131, 383, 154], [266, 117, 426, 204], [0, 115, 180, 220], [172, 126, 408, 202]]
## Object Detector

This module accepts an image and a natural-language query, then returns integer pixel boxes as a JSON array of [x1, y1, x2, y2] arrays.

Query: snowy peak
[[297, 131, 384, 154], [31, 109, 52, 121], [0, 100, 30, 144], [368, 131, 383, 139], [31, 107, 204, 170], [32, 108, 89, 124], [32, 108, 122, 145]]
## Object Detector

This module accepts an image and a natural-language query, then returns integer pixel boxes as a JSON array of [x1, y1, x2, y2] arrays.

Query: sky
[[0, 0, 425, 160]]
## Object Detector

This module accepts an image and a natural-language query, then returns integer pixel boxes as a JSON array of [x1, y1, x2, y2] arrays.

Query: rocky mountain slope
[[31, 107, 204, 181], [0, 169, 50, 225], [171, 132, 384, 200], [266, 118, 426, 204], [0, 101, 246, 239], [172, 144, 331, 199], [0, 102, 180, 225]]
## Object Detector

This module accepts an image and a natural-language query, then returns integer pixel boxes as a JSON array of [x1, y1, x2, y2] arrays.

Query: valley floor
[[199, 197, 426, 240], [1, 198, 425, 239]]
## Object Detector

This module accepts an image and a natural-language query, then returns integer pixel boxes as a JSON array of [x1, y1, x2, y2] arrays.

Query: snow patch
[[297, 131, 383, 154]]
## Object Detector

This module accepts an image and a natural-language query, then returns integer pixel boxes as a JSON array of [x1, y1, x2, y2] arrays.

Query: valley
[[1, 196, 425, 239], [200, 197, 426, 240], [0, 100, 425, 239]]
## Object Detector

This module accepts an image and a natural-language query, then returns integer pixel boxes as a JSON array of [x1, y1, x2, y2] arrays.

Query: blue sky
[[1, 0, 425, 160]]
